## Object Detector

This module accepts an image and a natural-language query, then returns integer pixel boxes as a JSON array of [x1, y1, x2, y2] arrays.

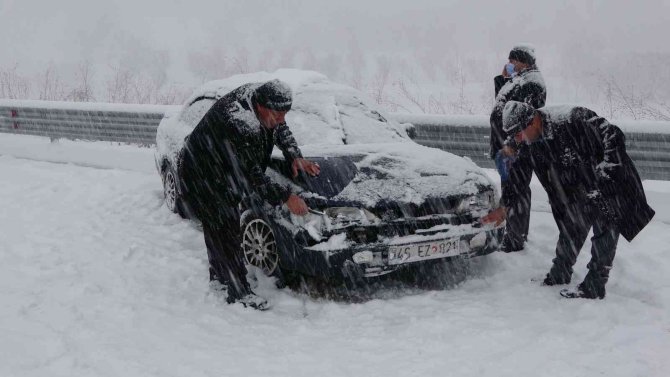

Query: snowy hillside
[[0, 134, 668, 377]]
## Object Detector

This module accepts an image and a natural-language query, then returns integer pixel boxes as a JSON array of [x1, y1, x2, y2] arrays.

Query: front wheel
[[241, 213, 280, 277]]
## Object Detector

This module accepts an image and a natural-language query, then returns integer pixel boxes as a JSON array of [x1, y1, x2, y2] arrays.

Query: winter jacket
[[501, 106, 655, 241], [489, 68, 546, 158], [179, 83, 302, 223]]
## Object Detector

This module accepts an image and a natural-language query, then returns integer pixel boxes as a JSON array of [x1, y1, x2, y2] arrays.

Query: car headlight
[[292, 207, 380, 242], [325, 207, 380, 226], [455, 191, 496, 213]]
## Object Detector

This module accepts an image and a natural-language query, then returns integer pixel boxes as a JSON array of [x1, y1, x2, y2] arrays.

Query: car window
[[179, 97, 216, 127]]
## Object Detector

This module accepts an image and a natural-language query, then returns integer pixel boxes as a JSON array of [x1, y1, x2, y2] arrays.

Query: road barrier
[[0, 100, 173, 145], [1, 100, 670, 180]]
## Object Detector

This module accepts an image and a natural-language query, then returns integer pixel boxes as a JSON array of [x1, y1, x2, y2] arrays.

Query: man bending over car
[[179, 79, 320, 310]]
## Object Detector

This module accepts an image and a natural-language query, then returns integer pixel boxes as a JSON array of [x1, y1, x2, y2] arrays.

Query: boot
[[542, 273, 570, 286], [227, 291, 269, 311], [499, 234, 524, 253], [208, 267, 228, 291], [559, 285, 605, 299], [544, 261, 573, 286], [209, 266, 220, 282], [576, 270, 608, 299]]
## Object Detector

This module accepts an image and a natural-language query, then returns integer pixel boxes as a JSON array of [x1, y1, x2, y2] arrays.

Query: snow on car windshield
[[184, 69, 409, 146]]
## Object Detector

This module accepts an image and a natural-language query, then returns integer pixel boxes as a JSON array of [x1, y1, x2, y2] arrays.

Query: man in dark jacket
[[490, 45, 547, 253], [179, 79, 320, 310], [482, 101, 655, 299]]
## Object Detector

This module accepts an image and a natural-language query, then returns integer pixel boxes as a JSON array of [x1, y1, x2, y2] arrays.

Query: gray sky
[[3, 0, 668, 60], [1, 0, 669, 90]]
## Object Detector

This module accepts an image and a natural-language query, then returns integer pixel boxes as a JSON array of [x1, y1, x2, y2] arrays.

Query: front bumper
[[293, 222, 504, 281]]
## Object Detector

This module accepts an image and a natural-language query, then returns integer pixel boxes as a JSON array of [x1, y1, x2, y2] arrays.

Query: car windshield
[[286, 82, 409, 146], [271, 156, 361, 198], [294, 156, 362, 198]]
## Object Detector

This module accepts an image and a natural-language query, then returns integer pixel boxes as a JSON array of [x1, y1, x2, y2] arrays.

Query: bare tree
[[601, 76, 617, 119], [38, 64, 66, 101], [66, 61, 95, 102], [106, 64, 134, 103], [0, 64, 31, 99], [449, 62, 475, 115], [231, 47, 251, 74], [346, 34, 366, 90], [428, 93, 447, 114], [155, 84, 191, 105], [397, 78, 426, 113], [599, 75, 651, 120], [371, 56, 391, 105], [188, 48, 228, 83], [131, 75, 157, 104], [641, 99, 670, 121]]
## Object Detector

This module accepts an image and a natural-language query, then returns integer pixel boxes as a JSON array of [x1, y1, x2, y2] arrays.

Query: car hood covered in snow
[[270, 142, 494, 211]]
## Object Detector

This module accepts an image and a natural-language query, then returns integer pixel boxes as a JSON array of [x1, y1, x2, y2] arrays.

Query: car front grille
[[368, 197, 466, 221], [343, 212, 477, 244]]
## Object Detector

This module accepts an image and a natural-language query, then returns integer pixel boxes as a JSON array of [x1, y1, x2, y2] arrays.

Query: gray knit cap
[[502, 101, 536, 135], [253, 79, 292, 111]]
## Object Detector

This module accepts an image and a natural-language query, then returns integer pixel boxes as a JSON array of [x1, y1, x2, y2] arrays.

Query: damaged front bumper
[[295, 215, 504, 281]]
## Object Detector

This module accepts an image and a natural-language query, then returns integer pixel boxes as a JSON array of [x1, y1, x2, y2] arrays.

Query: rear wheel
[[161, 163, 186, 218]]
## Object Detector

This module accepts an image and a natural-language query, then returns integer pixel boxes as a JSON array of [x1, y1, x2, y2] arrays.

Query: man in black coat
[[490, 45, 547, 253], [482, 101, 655, 299], [179, 80, 320, 310]]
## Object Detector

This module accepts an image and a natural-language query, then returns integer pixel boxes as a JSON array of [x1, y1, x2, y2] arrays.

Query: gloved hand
[[595, 162, 622, 196], [495, 147, 518, 182], [285, 193, 309, 216], [481, 207, 507, 227]]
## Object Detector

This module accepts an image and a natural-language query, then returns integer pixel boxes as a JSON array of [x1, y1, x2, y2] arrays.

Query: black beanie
[[253, 79, 292, 111], [502, 101, 536, 135], [508, 45, 536, 65]]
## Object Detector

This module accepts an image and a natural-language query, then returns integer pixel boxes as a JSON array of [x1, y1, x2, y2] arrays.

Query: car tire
[[240, 211, 286, 287], [161, 163, 186, 218]]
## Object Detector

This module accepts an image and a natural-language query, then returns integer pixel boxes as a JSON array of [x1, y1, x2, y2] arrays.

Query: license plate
[[388, 238, 461, 265]]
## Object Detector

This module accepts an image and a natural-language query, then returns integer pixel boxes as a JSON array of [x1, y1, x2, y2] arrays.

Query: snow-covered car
[[155, 69, 503, 286]]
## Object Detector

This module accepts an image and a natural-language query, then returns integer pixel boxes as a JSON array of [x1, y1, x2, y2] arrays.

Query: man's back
[[525, 106, 601, 202], [490, 68, 547, 158], [182, 84, 271, 182]]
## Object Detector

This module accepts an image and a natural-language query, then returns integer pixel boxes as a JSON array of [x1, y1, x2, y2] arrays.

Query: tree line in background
[[1, 47, 669, 121]]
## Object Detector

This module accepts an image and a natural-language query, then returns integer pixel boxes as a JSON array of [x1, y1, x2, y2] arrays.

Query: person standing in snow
[[179, 79, 320, 310], [490, 45, 547, 253], [482, 101, 654, 299]]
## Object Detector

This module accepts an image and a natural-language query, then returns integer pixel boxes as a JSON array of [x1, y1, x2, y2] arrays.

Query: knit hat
[[502, 101, 536, 135], [253, 79, 292, 111], [508, 45, 536, 65]]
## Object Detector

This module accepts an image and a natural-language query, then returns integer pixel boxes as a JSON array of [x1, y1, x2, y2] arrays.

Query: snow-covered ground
[[0, 134, 668, 377]]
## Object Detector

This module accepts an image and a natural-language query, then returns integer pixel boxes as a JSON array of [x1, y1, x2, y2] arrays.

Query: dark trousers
[[548, 201, 619, 292], [501, 153, 533, 248], [179, 166, 250, 301], [202, 213, 251, 301]]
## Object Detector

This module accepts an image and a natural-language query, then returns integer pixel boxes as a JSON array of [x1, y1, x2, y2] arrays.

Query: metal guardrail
[[394, 113, 670, 181], [0, 100, 173, 145], [1, 100, 670, 180]]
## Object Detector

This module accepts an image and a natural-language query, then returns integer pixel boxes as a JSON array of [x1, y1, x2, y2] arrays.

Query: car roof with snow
[[182, 69, 410, 146]]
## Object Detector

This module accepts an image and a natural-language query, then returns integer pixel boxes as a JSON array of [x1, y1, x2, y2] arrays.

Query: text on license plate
[[388, 238, 461, 265]]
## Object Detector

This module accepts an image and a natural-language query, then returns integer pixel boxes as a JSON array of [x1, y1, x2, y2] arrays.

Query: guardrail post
[[10, 109, 18, 129]]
